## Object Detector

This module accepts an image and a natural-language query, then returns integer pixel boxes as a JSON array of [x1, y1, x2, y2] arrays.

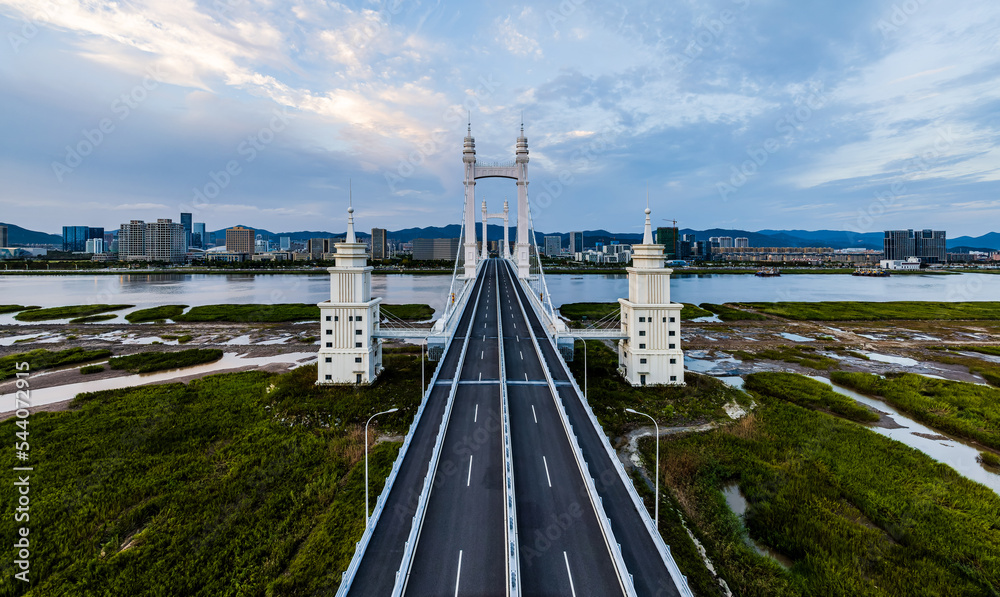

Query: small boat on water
[[853, 267, 890, 277], [755, 267, 781, 277]]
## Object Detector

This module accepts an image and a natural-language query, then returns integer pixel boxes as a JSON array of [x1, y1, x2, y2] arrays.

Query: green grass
[[69, 313, 120, 323], [0, 355, 423, 596], [559, 301, 707, 324], [744, 372, 878, 423], [159, 334, 194, 343], [381, 303, 434, 320], [640, 393, 1000, 597], [0, 305, 32, 314], [981, 451, 1000, 469], [567, 340, 750, 437], [700, 303, 767, 321], [108, 349, 224, 374], [0, 348, 113, 380], [80, 364, 105, 374], [174, 303, 321, 323], [739, 301, 1000, 321], [831, 371, 1000, 450], [13, 304, 134, 322], [922, 349, 1000, 388], [955, 345, 1000, 357], [125, 305, 188, 323], [732, 345, 838, 371]]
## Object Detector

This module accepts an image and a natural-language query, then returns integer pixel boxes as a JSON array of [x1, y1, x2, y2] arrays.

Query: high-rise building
[[192, 222, 206, 248], [84, 238, 105, 254], [569, 231, 584, 254], [62, 226, 103, 252], [279, 236, 290, 251], [118, 221, 146, 260], [145, 219, 186, 262], [0, 225, 7, 247], [655, 227, 679, 260], [883, 230, 916, 261], [915, 229, 946, 264], [226, 226, 255, 254], [717, 236, 734, 248], [371, 228, 388, 260], [180, 212, 193, 249], [735, 237, 749, 248], [307, 238, 340, 258], [544, 235, 561, 256], [412, 238, 460, 260]]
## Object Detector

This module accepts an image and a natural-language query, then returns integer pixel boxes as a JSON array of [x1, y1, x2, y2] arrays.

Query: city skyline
[[2, 1, 999, 237]]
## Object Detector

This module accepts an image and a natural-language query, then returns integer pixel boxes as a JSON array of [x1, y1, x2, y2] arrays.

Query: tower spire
[[643, 203, 653, 245], [346, 180, 356, 244]]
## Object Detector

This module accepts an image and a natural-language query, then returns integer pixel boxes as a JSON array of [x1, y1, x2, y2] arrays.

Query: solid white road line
[[543, 456, 552, 487], [467, 455, 473, 486], [531, 404, 537, 424], [455, 550, 463, 597], [563, 552, 577, 597], [474, 404, 479, 423]]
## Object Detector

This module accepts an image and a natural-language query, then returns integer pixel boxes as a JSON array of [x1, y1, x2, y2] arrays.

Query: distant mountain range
[[8, 222, 1000, 251]]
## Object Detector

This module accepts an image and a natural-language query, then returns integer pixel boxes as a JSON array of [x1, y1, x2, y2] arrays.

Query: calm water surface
[[1, 272, 998, 324]]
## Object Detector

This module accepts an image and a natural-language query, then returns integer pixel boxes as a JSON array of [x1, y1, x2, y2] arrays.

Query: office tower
[[569, 231, 584, 253], [0, 225, 7, 247], [226, 226, 255, 254], [735, 237, 749, 248], [84, 238, 105, 253], [180, 212, 193, 249], [192, 222, 206, 248], [279, 236, 291, 251], [371, 228, 387, 260], [145, 219, 186, 262], [411, 238, 460, 260], [915, 229, 946, 263], [655, 227, 679, 260], [883, 230, 916, 261], [544, 235, 561, 256], [62, 226, 103, 252]]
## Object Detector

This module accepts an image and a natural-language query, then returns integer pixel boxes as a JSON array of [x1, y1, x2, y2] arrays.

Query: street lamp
[[571, 336, 587, 399], [625, 408, 659, 530], [365, 407, 399, 528]]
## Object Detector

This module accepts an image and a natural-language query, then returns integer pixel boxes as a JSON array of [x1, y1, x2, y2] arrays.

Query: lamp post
[[625, 408, 659, 530], [365, 407, 399, 528], [571, 336, 587, 399]]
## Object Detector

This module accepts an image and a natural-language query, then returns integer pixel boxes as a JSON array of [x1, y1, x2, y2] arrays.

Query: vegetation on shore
[[1, 348, 113, 380], [568, 340, 750, 437], [637, 378, 1000, 596], [125, 305, 188, 322], [0, 346, 427, 595], [0, 305, 35, 314], [700, 303, 767, 321], [981, 451, 1000, 470], [558, 301, 715, 324], [923, 348, 1000, 388], [13, 304, 134, 322], [830, 371, 1000, 450], [69, 313, 120, 323], [80, 364, 105, 374], [108, 349, 224, 374], [731, 345, 838, 371], [381, 303, 435, 320], [169, 302, 434, 323], [739, 301, 1000, 321], [744, 372, 878, 422]]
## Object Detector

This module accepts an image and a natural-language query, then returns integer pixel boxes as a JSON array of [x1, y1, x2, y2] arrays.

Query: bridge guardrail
[[391, 259, 488, 597], [334, 287, 473, 597], [502, 262, 637, 597], [546, 337, 695, 597], [496, 265, 521, 597]]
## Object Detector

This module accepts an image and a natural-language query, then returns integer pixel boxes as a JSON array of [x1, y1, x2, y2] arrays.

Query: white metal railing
[[545, 336, 695, 597], [496, 263, 521, 597], [391, 259, 488, 597], [502, 261, 637, 597]]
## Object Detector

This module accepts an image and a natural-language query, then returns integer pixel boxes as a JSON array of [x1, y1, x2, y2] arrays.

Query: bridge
[[322, 125, 691, 596]]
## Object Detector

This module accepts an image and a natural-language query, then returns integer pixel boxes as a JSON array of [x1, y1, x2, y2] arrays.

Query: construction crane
[[661, 218, 678, 227]]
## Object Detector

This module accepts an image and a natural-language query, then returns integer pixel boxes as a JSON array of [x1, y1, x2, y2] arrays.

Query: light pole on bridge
[[365, 407, 399, 528], [625, 408, 659, 530]]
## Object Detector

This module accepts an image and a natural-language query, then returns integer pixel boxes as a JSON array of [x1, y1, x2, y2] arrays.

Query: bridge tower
[[462, 123, 478, 278], [514, 124, 530, 279], [618, 206, 685, 386], [317, 203, 383, 385]]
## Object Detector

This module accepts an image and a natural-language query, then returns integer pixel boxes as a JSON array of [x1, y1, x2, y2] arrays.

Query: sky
[[1, 0, 999, 238]]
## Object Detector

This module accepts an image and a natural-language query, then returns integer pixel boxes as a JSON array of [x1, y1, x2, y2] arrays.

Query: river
[[2, 271, 998, 324]]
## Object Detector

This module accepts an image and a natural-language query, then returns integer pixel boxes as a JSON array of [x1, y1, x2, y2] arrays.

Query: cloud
[[495, 13, 542, 58]]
